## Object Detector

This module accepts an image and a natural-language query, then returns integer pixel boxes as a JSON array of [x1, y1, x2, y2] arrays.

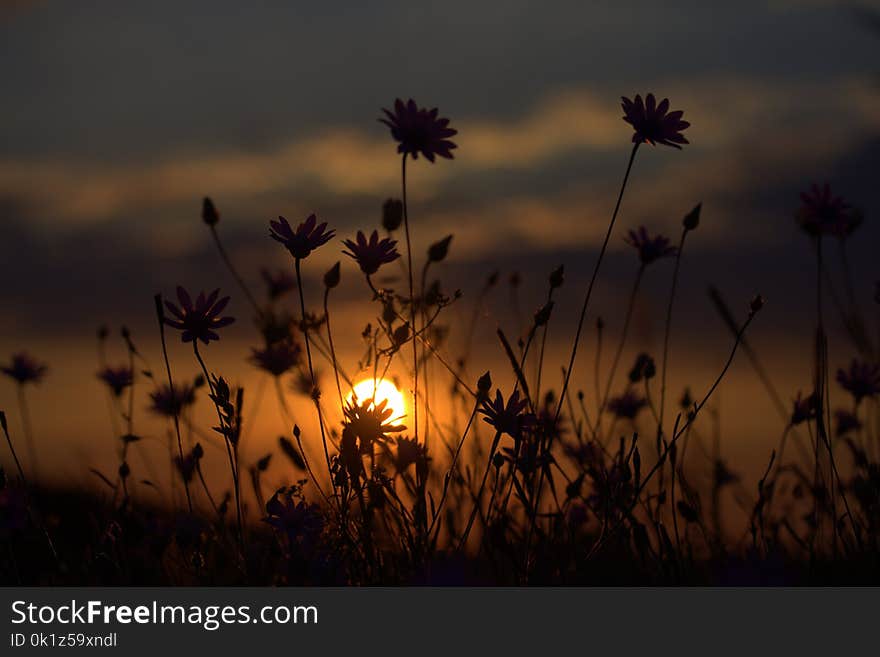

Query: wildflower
[[1, 352, 48, 385], [796, 183, 861, 238], [549, 265, 565, 289], [164, 286, 235, 344], [624, 226, 677, 265], [265, 487, 324, 546], [149, 381, 197, 417], [607, 390, 647, 420], [256, 309, 295, 346], [175, 445, 202, 483], [790, 391, 817, 426], [836, 359, 880, 404], [342, 230, 400, 275], [379, 98, 457, 162], [834, 409, 862, 437], [628, 353, 656, 383], [249, 340, 301, 377], [480, 390, 532, 439], [343, 399, 406, 453], [749, 295, 765, 315], [621, 94, 690, 149], [382, 198, 404, 232], [97, 366, 133, 397], [269, 214, 335, 260], [261, 268, 296, 300], [395, 436, 430, 474]]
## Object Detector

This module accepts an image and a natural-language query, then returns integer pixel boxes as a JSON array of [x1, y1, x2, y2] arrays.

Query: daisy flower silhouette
[[480, 389, 532, 439], [607, 390, 647, 419], [1, 352, 48, 385], [836, 359, 880, 404], [164, 286, 235, 344], [796, 183, 862, 238], [343, 230, 401, 275], [249, 340, 302, 377], [621, 94, 690, 149], [380, 98, 457, 162], [270, 214, 335, 260], [149, 381, 198, 418], [624, 226, 677, 265], [97, 365, 134, 397]]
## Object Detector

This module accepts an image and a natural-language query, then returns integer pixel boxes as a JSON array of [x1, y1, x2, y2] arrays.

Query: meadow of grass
[[1, 95, 879, 585]]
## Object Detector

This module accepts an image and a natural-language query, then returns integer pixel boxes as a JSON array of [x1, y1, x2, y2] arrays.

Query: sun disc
[[347, 378, 407, 421]]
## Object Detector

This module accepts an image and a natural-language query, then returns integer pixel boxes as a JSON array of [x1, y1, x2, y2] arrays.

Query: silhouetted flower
[[1, 352, 48, 385], [380, 98, 457, 161], [796, 183, 862, 238], [621, 94, 690, 149], [790, 390, 817, 426], [97, 366, 133, 397], [175, 445, 202, 483], [164, 286, 235, 344], [202, 197, 219, 226], [257, 309, 296, 346], [343, 230, 400, 275], [607, 390, 647, 420], [265, 487, 324, 546], [629, 353, 656, 383], [624, 226, 677, 264], [324, 262, 341, 289], [249, 340, 301, 376], [480, 390, 532, 439], [149, 381, 197, 417], [261, 268, 296, 300], [395, 436, 430, 474], [343, 399, 406, 453], [270, 214, 335, 260], [836, 359, 880, 404], [834, 409, 862, 437]]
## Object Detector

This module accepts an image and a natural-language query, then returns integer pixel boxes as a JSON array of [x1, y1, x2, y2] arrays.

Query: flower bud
[[382, 198, 404, 232], [683, 202, 701, 231], [749, 294, 765, 315], [534, 301, 554, 327], [549, 265, 565, 289], [477, 371, 492, 394], [202, 197, 219, 226], [324, 261, 341, 289], [428, 235, 453, 262]]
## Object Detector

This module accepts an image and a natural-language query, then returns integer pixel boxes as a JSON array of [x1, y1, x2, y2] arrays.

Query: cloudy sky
[[1, 0, 878, 487]]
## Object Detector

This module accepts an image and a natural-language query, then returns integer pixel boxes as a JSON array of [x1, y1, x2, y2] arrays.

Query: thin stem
[[154, 295, 193, 514], [294, 258, 335, 497], [458, 430, 503, 551], [16, 386, 38, 481], [192, 340, 243, 551], [659, 229, 688, 438], [323, 288, 346, 413], [210, 225, 261, 317], [555, 143, 640, 425], [600, 265, 645, 416], [401, 154, 419, 444]]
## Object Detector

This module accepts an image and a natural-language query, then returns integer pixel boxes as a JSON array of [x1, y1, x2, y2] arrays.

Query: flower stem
[[16, 385, 38, 481], [192, 340, 243, 552], [294, 258, 336, 500], [154, 295, 193, 514], [599, 265, 644, 419], [659, 229, 688, 439], [555, 143, 639, 424], [210, 225, 261, 318], [401, 154, 419, 444]]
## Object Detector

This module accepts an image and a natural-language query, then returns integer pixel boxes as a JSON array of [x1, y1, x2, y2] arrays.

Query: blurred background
[[1, 1, 878, 522]]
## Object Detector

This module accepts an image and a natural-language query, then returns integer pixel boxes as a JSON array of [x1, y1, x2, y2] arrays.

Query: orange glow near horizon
[[347, 378, 408, 422]]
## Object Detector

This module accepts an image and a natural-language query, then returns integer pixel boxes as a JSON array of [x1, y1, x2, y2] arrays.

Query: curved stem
[[599, 265, 645, 416], [295, 258, 335, 500], [555, 143, 639, 425], [659, 230, 688, 439], [16, 386, 38, 481], [210, 225, 261, 317]]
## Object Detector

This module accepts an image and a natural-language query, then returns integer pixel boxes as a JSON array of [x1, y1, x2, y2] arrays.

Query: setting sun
[[347, 378, 408, 421]]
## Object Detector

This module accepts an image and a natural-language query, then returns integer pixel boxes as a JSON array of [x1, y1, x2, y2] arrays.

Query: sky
[[0, 0, 878, 500]]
